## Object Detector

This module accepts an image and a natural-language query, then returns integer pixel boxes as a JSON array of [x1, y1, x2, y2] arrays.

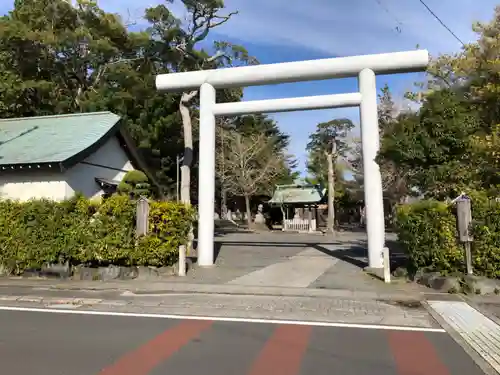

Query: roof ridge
[[0, 111, 117, 123]]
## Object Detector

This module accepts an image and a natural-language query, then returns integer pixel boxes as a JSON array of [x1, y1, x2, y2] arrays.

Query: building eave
[[0, 162, 64, 172], [268, 200, 322, 205]]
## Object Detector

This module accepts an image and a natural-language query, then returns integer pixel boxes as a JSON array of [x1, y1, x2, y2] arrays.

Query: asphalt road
[[0, 310, 485, 375]]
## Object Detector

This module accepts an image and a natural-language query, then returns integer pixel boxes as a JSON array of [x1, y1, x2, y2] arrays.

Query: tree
[[390, 5, 500, 199], [307, 153, 348, 190], [144, 2, 257, 268], [470, 124, 500, 188], [306, 118, 354, 233], [117, 170, 151, 198], [215, 114, 297, 216], [215, 127, 287, 228], [234, 114, 299, 189], [378, 89, 482, 199], [0, 0, 150, 116], [145, 0, 257, 208], [376, 86, 413, 210]]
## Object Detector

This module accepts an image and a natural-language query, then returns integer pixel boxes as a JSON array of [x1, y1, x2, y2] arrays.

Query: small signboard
[[456, 196, 472, 242], [455, 195, 473, 275], [136, 197, 149, 237]]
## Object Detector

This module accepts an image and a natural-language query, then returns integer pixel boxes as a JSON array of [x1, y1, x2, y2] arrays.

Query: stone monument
[[253, 203, 269, 231], [254, 204, 266, 224]]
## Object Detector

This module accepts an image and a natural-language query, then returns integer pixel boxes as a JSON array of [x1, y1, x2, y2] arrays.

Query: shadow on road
[[196, 238, 374, 269], [311, 244, 368, 269]]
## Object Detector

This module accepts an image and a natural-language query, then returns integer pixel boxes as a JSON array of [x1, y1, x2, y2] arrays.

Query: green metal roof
[[268, 184, 325, 204], [0, 112, 121, 167]]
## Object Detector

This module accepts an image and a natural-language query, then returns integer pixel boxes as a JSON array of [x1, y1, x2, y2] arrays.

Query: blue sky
[[1, 0, 498, 175]]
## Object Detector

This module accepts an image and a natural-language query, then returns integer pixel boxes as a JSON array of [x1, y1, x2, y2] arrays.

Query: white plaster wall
[[0, 171, 66, 201], [64, 135, 135, 199]]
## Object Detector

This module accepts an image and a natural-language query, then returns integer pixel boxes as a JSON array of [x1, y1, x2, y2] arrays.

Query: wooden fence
[[283, 218, 316, 232]]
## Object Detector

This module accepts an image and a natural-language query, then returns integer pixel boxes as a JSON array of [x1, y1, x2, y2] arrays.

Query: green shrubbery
[[395, 193, 500, 278], [469, 195, 500, 278], [395, 200, 463, 276], [0, 195, 195, 275], [117, 170, 151, 198]]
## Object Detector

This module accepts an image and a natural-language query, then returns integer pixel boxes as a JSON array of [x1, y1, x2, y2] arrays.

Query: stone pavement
[[184, 231, 429, 295]]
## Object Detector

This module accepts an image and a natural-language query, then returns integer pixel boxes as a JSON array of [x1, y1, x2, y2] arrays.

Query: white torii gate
[[156, 50, 429, 269]]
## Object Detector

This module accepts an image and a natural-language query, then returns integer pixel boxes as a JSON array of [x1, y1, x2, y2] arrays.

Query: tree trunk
[[279, 204, 287, 230], [179, 93, 195, 206], [326, 152, 335, 234], [179, 91, 197, 262], [244, 194, 252, 229], [221, 188, 227, 219]]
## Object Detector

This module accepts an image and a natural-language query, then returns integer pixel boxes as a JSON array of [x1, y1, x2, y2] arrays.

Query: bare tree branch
[[206, 50, 225, 63], [216, 128, 285, 197]]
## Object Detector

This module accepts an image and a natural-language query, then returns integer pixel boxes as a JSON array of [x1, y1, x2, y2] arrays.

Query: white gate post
[[359, 68, 385, 268], [197, 83, 216, 266]]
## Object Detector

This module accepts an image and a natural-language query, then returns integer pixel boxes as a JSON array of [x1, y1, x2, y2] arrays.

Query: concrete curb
[[0, 279, 428, 301], [0, 294, 128, 307]]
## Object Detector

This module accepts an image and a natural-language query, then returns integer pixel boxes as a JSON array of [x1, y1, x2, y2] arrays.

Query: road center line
[[0, 305, 446, 332]]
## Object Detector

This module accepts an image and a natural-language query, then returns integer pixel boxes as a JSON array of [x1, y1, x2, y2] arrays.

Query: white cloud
[[212, 0, 497, 56], [92, 0, 498, 56], [4, 0, 496, 57]]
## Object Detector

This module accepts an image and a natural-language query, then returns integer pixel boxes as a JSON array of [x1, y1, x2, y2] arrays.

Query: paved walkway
[[185, 231, 428, 295], [227, 248, 338, 287]]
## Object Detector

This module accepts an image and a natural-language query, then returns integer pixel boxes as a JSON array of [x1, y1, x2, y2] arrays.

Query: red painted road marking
[[247, 324, 312, 375], [388, 331, 450, 375], [98, 319, 213, 375]]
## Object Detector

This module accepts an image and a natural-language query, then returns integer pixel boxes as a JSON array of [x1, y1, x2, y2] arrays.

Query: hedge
[[469, 194, 500, 278], [0, 194, 195, 275], [395, 192, 500, 278]]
